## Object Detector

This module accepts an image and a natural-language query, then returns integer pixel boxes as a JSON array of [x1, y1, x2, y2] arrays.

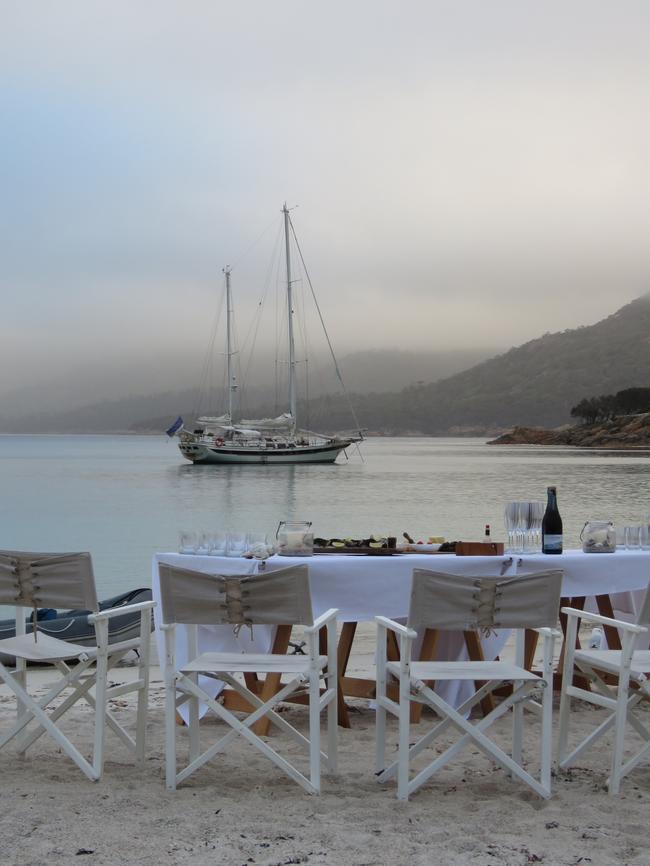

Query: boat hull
[[179, 441, 351, 464], [0, 588, 153, 665]]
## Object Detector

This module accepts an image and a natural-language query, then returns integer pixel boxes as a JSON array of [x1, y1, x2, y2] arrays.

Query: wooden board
[[313, 547, 406, 555]]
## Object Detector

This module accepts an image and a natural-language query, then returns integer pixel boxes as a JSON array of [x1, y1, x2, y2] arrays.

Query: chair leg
[[326, 622, 338, 773], [135, 611, 152, 766], [165, 676, 178, 790], [375, 632, 387, 774], [557, 615, 578, 767], [92, 624, 109, 781], [609, 674, 631, 795], [188, 672, 200, 763], [397, 673, 411, 800], [309, 671, 321, 794]]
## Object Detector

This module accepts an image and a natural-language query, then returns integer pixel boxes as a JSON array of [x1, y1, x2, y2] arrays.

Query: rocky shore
[[489, 413, 650, 448]]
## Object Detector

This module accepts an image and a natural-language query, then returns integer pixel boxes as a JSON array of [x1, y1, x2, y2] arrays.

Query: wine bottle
[[542, 486, 563, 554]]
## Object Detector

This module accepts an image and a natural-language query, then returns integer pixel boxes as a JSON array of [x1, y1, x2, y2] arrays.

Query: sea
[[1, 434, 650, 602]]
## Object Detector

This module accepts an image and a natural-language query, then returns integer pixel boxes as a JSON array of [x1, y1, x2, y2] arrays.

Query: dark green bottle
[[542, 486, 563, 554]]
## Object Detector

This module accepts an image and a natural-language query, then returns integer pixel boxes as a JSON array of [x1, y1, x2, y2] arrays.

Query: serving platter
[[313, 546, 406, 555]]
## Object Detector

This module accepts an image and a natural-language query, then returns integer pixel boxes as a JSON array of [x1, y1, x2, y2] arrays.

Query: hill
[[396, 294, 650, 433]]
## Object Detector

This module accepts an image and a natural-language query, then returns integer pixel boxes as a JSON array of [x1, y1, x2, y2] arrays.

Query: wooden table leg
[[524, 629, 539, 671], [336, 622, 357, 728], [410, 628, 440, 723], [596, 594, 622, 650], [464, 631, 495, 716], [252, 624, 293, 736]]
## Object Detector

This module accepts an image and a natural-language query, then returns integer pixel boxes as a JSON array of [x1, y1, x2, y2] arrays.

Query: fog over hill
[[292, 294, 650, 435], [3, 295, 649, 435], [0, 347, 495, 433]]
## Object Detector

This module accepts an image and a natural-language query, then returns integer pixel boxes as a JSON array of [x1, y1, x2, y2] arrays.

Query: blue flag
[[165, 416, 184, 437]]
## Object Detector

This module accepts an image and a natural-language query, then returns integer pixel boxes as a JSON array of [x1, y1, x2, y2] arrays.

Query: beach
[[2, 629, 649, 866]]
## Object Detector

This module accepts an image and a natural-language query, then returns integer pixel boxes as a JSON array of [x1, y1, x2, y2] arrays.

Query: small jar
[[581, 520, 616, 553], [276, 521, 313, 556]]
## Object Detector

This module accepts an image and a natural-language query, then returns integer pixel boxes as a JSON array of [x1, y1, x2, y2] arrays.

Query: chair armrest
[[88, 600, 156, 623], [304, 608, 339, 634], [560, 607, 647, 634], [375, 616, 418, 640]]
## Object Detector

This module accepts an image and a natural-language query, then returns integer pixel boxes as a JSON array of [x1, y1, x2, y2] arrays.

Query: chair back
[[407, 568, 564, 632], [158, 563, 314, 627], [0, 551, 98, 612]]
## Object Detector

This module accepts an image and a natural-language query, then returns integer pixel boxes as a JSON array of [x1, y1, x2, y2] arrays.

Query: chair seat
[[387, 660, 540, 682], [574, 649, 650, 679], [181, 652, 328, 675], [0, 633, 98, 663]]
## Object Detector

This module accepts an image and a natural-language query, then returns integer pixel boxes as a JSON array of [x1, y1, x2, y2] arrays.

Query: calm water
[[1, 434, 650, 600]]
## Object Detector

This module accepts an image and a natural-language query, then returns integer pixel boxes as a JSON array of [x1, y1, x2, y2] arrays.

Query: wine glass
[[514, 501, 530, 554], [504, 502, 519, 553], [527, 502, 545, 552]]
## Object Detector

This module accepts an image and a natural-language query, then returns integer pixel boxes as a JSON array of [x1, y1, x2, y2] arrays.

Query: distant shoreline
[[488, 414, 650, 448]]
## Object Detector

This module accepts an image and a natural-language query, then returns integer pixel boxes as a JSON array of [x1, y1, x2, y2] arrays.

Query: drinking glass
[[624, 525, 641, 550], [527, 502, 545, 552], [179, 530, 198, 555], [641, 521, 650, 551], [226, 532, 247, 557], [504, 502, 518, 553], [208, 531, 227, 556], [246, 532, 268, 547], [514, 501, 530, 554], [196, 531, 211, 555]]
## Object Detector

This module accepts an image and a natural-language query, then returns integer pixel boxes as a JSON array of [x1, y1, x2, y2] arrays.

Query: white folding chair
[[0, 550, 155, 781], [375, 567, 563, 800], [159, 562, 338, 794], [558, 582, 650, 794]]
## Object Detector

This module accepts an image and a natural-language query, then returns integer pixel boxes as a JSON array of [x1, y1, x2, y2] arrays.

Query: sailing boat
[[170, 204, 363, 465]]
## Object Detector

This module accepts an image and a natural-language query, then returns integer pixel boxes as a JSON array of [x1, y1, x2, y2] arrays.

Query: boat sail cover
[[238, 413, 295, 432], [197, 414, 232, 425]]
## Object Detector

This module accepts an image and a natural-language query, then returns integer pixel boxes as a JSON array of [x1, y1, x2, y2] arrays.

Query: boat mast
[[283, 204, 297, 430], [223, 265, 236, 422]]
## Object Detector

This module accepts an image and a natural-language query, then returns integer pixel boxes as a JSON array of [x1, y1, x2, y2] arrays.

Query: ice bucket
[[276, 521, 313, 557]]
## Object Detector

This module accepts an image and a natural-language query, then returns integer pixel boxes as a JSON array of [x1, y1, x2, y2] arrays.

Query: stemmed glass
[[504, 503, 519, 553], [514, 502, 530, 554], [527, 502, 545, 552]]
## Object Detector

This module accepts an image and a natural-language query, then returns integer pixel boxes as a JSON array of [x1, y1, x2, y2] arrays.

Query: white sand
[[1, 631, 649, 866]]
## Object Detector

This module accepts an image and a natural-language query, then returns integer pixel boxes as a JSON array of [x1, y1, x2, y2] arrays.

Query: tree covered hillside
[[402, 294, 650, 432]]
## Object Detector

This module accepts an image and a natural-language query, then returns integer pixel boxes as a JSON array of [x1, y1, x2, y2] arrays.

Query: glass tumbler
[[624, 525, 641, 550]]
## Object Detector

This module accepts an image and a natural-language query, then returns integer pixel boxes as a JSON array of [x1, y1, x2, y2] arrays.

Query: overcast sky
[[2, 1, 649, 401]]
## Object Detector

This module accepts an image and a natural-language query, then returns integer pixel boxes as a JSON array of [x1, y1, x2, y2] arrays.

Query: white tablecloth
[[152, 549, 650, 720]]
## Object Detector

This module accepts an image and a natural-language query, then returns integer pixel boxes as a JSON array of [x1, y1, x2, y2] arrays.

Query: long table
[[152, 549, 650, 726]]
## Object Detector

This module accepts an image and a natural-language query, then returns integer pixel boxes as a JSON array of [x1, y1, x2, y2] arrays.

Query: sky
[[2, 1, 650, 406]]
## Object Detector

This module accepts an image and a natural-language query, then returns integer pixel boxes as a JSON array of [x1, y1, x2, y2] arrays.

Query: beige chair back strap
[[0, 551, 98, 612], [158, 563, 314, 627], [636, 581, 650, 627], [408, 568, 564, 632]]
